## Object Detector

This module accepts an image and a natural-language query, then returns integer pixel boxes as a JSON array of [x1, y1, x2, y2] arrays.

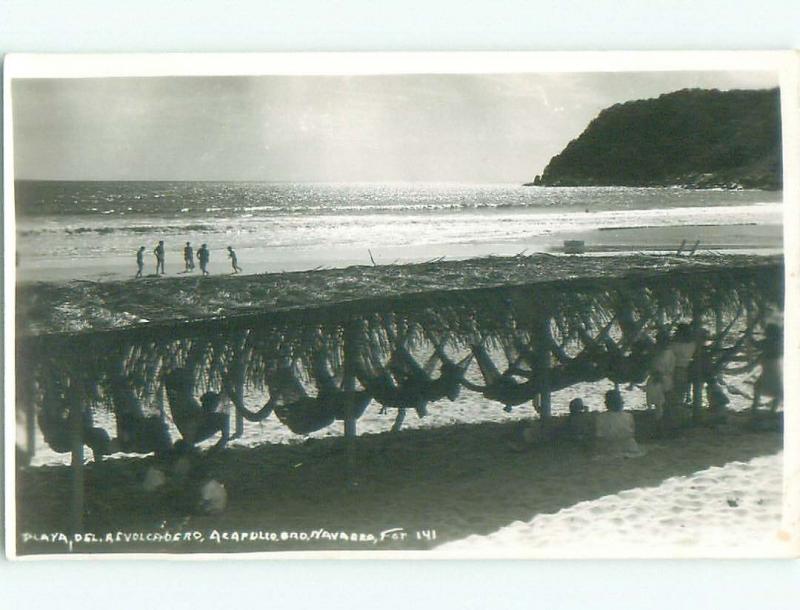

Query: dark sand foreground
[[16, 413, 782, 555]]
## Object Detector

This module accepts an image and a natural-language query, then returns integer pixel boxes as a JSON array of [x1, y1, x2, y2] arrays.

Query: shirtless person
[[135, 246, 145, 278], [183, 242, 195, 272], [154, 240, 166, 275], [227, 246, 242, 274], [197, 244, 210, 276]]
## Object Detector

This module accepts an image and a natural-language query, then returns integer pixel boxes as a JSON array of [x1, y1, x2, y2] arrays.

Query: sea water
[[14, 181, 782, 281]]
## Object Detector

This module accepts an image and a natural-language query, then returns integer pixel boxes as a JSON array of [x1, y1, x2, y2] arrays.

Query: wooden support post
[[342, 322, 359, 484], [19, 376, 36, 466], [235, 410, 244, 438], [691, 301, 704, 423], [69, 380, 85, 535], [535, 317, 552, 432], [691, 364, 704, 422], [344, 402, 357, 475], [157, 377, 166, 423], [25, 397, 36, 467], [714, 303, 724, 338]]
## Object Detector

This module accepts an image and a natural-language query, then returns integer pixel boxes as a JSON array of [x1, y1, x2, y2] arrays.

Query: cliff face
[[534, 88, 782, 190]]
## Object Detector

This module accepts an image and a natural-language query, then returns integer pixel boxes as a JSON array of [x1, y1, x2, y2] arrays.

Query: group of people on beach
[[644, 323, 705, 422], [644, 319, 783, 423], [515, 316, 783, 457], [135, 241, 242, 278], [516, 389, 646, 458]]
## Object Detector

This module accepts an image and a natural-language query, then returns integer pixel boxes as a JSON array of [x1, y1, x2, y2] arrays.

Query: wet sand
[[16, 222, 782, 285]]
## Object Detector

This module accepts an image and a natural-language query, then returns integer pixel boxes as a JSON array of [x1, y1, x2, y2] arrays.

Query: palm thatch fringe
[[18, 264, 782, 454]]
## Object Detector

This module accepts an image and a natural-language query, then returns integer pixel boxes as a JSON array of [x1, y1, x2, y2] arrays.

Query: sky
[[12, 71, 779, 183]]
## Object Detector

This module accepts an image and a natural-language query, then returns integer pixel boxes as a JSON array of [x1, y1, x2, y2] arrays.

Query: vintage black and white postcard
[[4, 52, 798, 558]]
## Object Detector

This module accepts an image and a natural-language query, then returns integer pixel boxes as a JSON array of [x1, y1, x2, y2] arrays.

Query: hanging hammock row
[[17, 264, 782, 456]]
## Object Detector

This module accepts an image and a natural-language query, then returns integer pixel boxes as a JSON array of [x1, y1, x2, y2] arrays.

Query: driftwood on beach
[[17, 255, 783, 461]]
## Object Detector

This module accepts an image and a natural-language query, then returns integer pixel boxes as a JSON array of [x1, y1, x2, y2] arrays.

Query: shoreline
[[16, 219, 782, 285]]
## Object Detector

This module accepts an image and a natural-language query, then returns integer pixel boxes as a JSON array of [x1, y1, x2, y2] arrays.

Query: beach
[[12, 179, 790, 556], [16, 252, 782, 335], [15, 410, 786, 556], [14, 181, 782, 283], [13, 249, 791, 556]]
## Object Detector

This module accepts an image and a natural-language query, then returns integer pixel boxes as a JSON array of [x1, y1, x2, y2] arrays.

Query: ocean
[[13, 180, 785, 458], [14, 181, 783, 282]]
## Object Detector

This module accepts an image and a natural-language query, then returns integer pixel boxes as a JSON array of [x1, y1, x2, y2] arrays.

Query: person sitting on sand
[[593, 389, 646, 458], [183, 242, 195, 272], [197, 244, 210, 276], [227, 246, 242, 274], [154, 240, 166, 275], [135, 246, 145, 278], [566, 397, 594, 443], [509, 396, 594, 451]]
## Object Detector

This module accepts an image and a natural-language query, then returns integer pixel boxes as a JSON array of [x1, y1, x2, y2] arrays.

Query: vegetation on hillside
[[533, 88, 782, 190]]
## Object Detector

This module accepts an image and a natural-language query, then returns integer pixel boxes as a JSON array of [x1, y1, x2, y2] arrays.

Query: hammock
[[271, 359, 371, 435], [274, 396, 336, 435], [107, 373, 172, 455], [312, 352, 371, 421], [37, 376, 111, 456], [356, 341, 472, 417], [460, 343, 539, 408], [221, 350, 275, 423], [163, 368, 229, 449]]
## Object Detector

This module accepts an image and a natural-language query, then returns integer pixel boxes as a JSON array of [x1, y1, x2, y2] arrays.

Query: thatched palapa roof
[[16, 254, 784, 454]]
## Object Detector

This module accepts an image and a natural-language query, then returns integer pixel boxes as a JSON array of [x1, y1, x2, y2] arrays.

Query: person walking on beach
[[135, 246, 146, 278], [154, 240, 166, 275], [197, 244, 210, 276], [227, 246, 242, 274], [183, 242, 195, 273]]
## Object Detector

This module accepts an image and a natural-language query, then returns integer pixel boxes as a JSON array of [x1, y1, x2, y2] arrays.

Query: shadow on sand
[[16, 413, 782, 555]]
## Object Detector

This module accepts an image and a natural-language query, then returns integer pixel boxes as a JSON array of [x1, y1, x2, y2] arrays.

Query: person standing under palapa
[[135, 246, 146, 278], [645, 329, 676, 420], [197, 243, 210, 276], [154, 240, 166, 275], [667, 323, 696, 411], [183, 241, 195, 273], [227, 246, 242, 274]]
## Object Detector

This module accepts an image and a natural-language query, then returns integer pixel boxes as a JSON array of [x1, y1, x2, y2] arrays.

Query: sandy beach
[[16, 220, 782, 284], [15, 410, 786, 555], [436, 451, 788, 558], [13, 251, 789, 557]]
